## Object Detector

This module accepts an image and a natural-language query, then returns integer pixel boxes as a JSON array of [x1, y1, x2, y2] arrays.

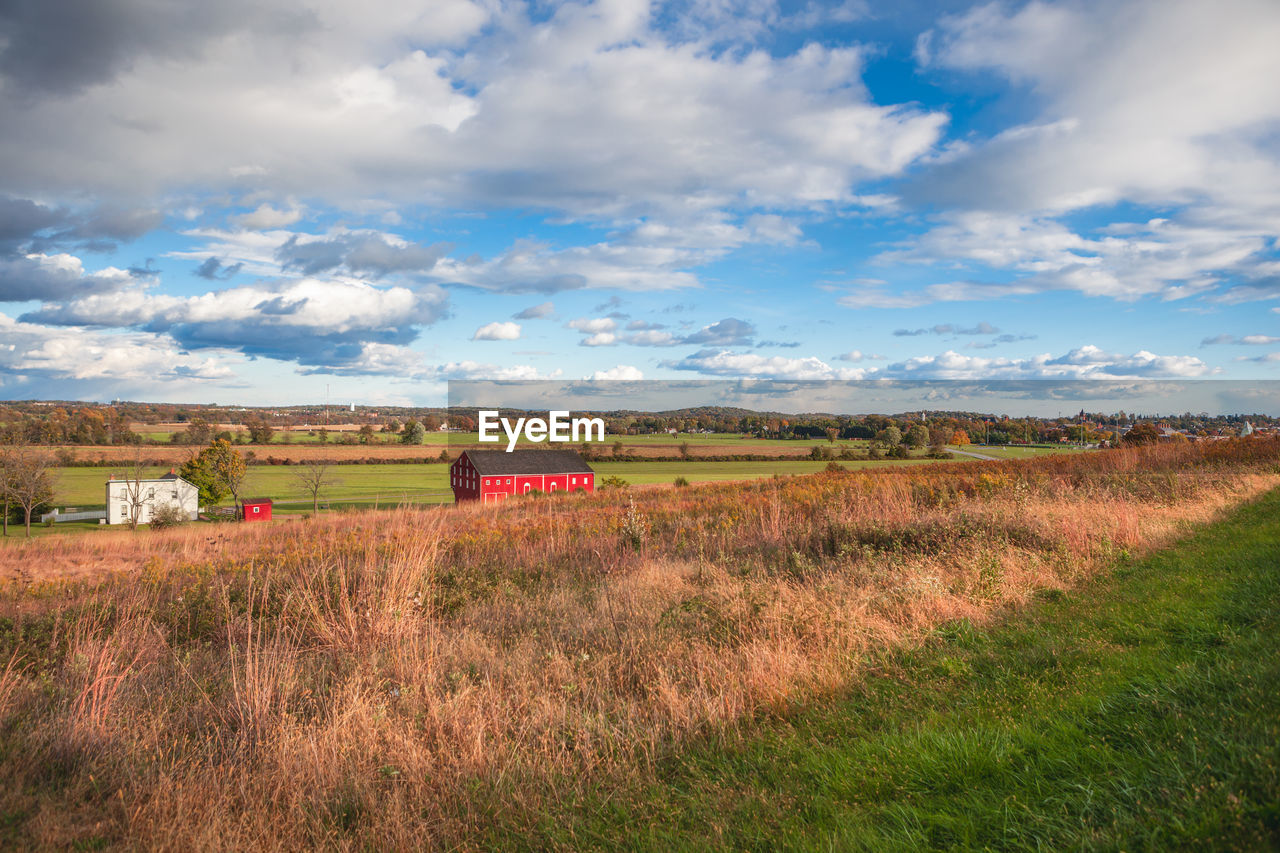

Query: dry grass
[[0, 439, 1277, 849]]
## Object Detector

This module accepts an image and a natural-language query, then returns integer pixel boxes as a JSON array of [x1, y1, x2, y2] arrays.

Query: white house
[[106, 472, 199, 525]]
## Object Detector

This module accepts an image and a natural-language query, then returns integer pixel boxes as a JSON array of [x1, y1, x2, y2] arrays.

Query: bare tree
[[292, 461, 339, 514], [4, 446, 55, 538], [116, 451, 152, 531], [0, 441, 13, 537]]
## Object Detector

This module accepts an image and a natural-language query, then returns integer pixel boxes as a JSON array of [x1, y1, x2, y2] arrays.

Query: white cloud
[[23, 277, 449, 374], [472, 321, 521, 341], [867, 213, 1271, 305], [589, 364, 644, 380], [0, 313, 236, 383], [668, 349, 869, 379], [437, 361, 562, 381], [889, 345, 1211, 379], [580, 332, 618, 347], [567, 316, 618, 335], [0, 1, 944, 225], [0, 252, 137, 302], [235, 203, 304, 230], [915, 0, 1280, 216]]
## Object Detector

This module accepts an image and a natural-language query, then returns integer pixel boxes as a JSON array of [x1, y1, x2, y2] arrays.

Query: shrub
[[149, 503, 188, 531], [673, 476, 690, 487]]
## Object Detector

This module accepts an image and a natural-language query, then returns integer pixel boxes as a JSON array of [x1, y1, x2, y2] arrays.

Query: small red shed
[[450, 449, 594, 505], [240, 497, 273, 522]]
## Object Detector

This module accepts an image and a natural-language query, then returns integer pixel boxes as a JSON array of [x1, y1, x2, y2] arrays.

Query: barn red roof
[[461, 449, 593, 475]]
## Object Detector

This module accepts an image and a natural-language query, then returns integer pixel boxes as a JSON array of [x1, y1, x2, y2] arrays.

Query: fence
[[39, 509, 107, 523]]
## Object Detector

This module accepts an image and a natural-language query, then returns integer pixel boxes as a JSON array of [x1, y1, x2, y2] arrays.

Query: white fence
[[39, 508, 108, 523]]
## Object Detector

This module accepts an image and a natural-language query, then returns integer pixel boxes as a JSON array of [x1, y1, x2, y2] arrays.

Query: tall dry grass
[[0, 439, 1277, 849]]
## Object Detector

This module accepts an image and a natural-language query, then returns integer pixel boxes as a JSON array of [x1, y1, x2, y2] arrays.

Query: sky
[[1, 0, 1279, 407]]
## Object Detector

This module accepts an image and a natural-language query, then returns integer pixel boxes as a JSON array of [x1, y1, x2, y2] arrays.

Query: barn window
[[506, 478, 511, 485], [571, 476, 576, 484]]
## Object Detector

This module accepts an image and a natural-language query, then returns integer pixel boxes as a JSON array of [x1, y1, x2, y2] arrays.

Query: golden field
[[0, 438, 1276, 849]]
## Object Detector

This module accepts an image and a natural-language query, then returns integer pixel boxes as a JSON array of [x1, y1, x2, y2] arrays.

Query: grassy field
[[506, 487, 1280, 850], [0, 439, 1275, 848], [43, 457, 958, 512]]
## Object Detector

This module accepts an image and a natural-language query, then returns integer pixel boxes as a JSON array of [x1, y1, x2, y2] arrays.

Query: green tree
[[180, 439, 245, 506], [401, 420, 426, 444], [875, 425, 902, 448], [906, 424, 929, 449], [246, 419, 275, 444]]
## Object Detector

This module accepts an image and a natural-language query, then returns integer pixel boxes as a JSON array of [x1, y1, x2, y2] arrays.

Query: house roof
[[108, 474, 195, 487], [462, 449, 594, 475]]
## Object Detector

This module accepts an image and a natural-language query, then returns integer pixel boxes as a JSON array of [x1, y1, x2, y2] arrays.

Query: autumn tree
[[2, 445, 55, 537], [875, 425, 902, 448], [1123, 422, 1161, 446], [180, 439, 245, 506], [246, 419, 275, 444]]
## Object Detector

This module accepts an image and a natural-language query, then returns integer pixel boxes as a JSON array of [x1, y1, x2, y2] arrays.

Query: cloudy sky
[[1, 0, 1278, 405]]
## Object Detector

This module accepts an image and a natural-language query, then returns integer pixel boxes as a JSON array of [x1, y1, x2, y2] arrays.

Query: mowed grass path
[[47, 457, 955, 510], [490, 489, 1280, 851]]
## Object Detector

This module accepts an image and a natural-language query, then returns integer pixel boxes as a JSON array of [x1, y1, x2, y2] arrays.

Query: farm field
[[0, 438, 1276, 848], [505, 486, 1280, 850], [42, 456, 961, 514]]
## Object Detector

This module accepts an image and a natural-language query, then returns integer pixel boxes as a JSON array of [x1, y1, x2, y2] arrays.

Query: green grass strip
[[500, 489, 1280, 851]]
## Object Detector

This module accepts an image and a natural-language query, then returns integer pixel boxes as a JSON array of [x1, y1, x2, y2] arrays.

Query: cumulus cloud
[[913, 0, 1280, 216], [472, 321, 521, 341], [431, 238, 700, 293], [0, 312, 235, 384], [889, 346, 1211, 380], [682, 317, 757, 346], [0, 252, 136, 302], [276, 230, 450, 279], [236, 203, 304, 230], [567, 316, 618, 335], [589, 364, 644, 380], [0, 0, 944, 227], [23, 278, 449, 374], [834, 350, 885, 362], [667, 349, 870, 380], [666, 342, 1210, 381]]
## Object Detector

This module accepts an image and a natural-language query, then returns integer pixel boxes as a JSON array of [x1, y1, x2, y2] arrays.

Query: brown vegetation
[[0, 439, 1276, 848]]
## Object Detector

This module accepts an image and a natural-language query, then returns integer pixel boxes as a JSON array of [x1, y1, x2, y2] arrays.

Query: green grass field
[[44, 456, 956, 512], [487, 488, 1280, 850]]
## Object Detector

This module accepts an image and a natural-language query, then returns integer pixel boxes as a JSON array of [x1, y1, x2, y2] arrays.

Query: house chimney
[[169, 467, 176, 474]]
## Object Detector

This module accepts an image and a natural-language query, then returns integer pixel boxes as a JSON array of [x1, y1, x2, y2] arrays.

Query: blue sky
[[1, 0, 1278, 406]]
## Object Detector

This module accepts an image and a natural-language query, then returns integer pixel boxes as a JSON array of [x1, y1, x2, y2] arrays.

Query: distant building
[[106, 472, 199, 525], [450, 449, 594, 505], [240, 497, 273, 522]]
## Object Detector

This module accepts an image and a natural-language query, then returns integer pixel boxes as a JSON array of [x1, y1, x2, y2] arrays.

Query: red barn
[[239, 497, 273, 522], [450, 449, 594, 505]]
